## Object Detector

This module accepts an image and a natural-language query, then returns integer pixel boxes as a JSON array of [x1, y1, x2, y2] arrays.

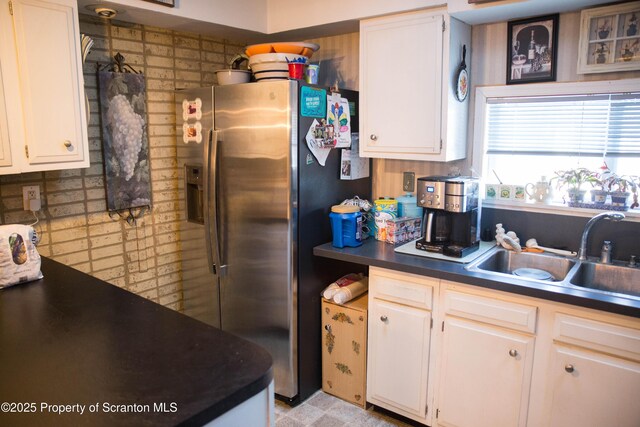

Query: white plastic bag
[[0, 224, 43, 288]]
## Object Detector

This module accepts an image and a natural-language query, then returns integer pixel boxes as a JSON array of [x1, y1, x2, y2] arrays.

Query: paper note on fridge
[[327, 95, 351, 148], [305, 119, 331, 166], [340, 133, 369, 180]]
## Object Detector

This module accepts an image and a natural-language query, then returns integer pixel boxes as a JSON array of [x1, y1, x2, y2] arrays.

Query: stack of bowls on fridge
[[245, 42, 319, 82]]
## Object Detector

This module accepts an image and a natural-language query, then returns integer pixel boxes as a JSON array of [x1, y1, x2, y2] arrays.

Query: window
[[474, 79, 640, 208]]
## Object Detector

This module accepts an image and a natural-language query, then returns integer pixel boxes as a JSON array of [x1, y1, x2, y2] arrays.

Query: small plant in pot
[[551, 168, 598, 205], [592, 163, 614, 205], [600, 172, 638, 210]]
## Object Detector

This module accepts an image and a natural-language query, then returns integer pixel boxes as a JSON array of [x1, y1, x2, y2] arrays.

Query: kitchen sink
[[466, 247, 640, 301], [467, 248, 577, 282], [568, 262, 640, 297]]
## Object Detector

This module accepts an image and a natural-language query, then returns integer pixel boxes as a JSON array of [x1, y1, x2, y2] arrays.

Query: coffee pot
[[415, 176, 480, 258], [525, 177, 552, 203]]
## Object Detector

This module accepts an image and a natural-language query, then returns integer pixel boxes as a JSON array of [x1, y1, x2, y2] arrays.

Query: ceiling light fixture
[[94, 7, 117, 19]]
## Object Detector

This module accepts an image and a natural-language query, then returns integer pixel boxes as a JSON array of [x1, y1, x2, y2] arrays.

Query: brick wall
[[0, 15, 246, 310]]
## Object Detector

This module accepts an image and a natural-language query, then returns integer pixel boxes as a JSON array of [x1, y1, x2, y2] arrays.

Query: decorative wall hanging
[[454, 45, 469, 102], [80, 34, 93, 121], [577, 2, 640, 74], [97, 53, 152, 216], [507, 14, 558, 85]]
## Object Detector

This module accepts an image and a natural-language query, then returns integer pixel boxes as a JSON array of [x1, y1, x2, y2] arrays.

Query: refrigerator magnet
[[300, 86, 326, 117], [327, 96, 351, 148], [183, 122, 202, 144], [182, 98, 202, 121], [305, 119, 331, 166]]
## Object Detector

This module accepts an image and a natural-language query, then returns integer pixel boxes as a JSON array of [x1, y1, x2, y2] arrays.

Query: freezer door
[[175, 86, 221, 328], [213, 81, 298, 399]]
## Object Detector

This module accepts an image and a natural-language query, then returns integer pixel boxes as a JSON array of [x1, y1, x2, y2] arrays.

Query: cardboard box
[[321, 294, 368, 407], [385, 216, 422, 245]]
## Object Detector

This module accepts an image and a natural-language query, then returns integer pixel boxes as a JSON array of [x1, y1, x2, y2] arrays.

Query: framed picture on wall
[[506, 14, 559, 84], [577, 2, 640, 74]]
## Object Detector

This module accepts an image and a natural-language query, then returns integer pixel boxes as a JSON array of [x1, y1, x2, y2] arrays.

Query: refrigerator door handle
[[204, 129, 226, 276]]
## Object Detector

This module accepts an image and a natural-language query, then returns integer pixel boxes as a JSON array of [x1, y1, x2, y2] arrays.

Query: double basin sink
[[466, 248, 640, 300]]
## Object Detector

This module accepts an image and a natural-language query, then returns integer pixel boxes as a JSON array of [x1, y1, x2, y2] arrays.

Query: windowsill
[[482, 199, 640, 223]]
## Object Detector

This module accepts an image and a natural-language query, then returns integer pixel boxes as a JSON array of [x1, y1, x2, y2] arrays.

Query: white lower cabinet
[[368, 299, 431, 417], [367, 267, 436, 424], [546, 345, 640, 427], [437, 317, 534, 427], [541, 313, 640, 427], [436, 287, 536, 427], [365, 272, 640, 427]]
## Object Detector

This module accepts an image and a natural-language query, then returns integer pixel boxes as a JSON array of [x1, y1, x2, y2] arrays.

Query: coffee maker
[[415, 176, 480, 257]]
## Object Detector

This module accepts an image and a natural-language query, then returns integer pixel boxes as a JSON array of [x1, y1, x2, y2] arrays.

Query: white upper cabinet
[[0, 0, 18, 173], [0, 60, 14, 171], [359, 9, 471, 162], [0, 0, 89, 175]]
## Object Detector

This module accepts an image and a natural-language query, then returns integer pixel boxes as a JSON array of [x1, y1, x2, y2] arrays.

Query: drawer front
[[443, 289, 537, 334], [369, 267, 435, 310], [553, 313, 640, 361]]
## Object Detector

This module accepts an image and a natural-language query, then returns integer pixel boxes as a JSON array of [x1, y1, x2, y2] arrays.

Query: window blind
[[485, 92, 640, 156]]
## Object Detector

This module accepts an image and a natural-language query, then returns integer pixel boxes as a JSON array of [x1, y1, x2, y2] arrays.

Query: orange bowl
[[245, 43, 274, 56], [272, 43, 305, 55], [245, 42, 320, 58]]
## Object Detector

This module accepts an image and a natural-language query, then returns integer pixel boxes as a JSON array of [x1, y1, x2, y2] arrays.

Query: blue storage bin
[[329, 205, 363, 248]]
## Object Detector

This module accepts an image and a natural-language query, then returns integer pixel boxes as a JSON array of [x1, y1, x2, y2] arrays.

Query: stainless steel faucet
[[600, 240, 613, 264], [578, 212, 625, 261]]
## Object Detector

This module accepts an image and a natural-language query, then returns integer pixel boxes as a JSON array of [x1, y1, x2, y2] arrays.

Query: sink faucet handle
[[600, 240, 613, 264], [629, 255, 637, 268]]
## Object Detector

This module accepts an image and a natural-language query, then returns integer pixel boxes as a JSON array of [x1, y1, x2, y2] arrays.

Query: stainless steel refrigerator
[[176, 80, 370, 403]]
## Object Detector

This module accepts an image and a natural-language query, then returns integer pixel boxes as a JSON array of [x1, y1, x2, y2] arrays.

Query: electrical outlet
[[22, 185, 41, 211], [403, 172, 415, 192]]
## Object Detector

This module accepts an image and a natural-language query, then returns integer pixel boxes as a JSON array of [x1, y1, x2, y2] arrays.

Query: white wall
[[267, 0, 442, 33]]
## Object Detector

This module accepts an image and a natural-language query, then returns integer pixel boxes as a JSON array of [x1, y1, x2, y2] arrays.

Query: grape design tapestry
[[98, 71, 151, 211]]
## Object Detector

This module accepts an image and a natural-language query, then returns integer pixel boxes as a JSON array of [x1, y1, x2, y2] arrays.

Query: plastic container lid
[[331, 205, 360, 213]]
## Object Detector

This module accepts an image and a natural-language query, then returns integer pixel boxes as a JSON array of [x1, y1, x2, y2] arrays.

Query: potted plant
[[551, 167, 598, 205], [592, 163, 614, 205], [600, 172, 638, 210], [632, 175, 640, 209]]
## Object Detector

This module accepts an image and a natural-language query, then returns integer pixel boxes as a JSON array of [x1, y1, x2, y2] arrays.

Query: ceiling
[[77, 0, 619, 43]]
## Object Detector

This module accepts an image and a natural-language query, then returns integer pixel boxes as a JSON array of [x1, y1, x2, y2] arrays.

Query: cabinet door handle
[[63, 140, 73, 149], [508, 349, 518, 358], [370, 134, 378, 141], [380, 315, 388, 322], [564, 364, 575, 373], [324, 324, 332, 332]]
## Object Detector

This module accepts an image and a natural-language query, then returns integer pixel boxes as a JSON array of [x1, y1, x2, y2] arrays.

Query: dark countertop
[[0, 257, 273, 427], [314, 240, 640, 319]]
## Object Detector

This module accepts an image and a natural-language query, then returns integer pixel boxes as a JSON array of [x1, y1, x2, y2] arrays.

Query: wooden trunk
[[321, 294, 368, 407]]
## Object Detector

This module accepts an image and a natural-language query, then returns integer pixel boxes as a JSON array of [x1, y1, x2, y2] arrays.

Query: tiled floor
[[275, 391, 415, 427]]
